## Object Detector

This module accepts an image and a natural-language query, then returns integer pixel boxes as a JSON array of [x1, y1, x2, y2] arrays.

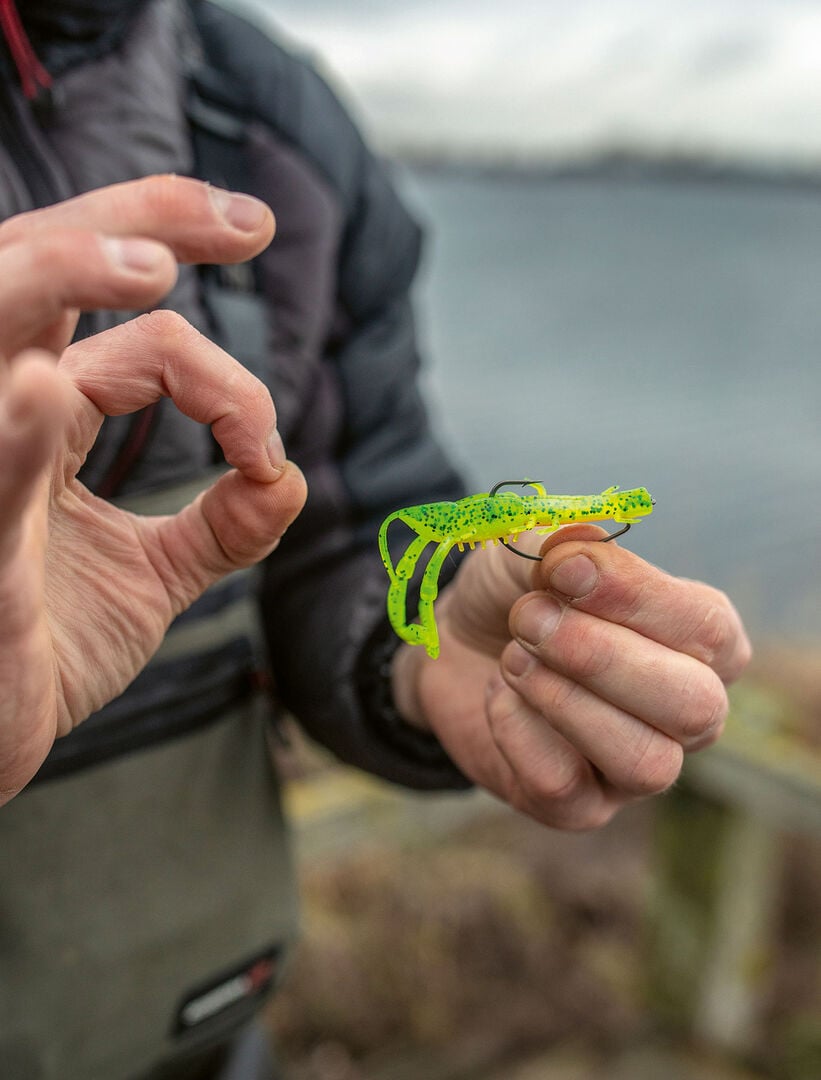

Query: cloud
[[226, 0, 821, 163]]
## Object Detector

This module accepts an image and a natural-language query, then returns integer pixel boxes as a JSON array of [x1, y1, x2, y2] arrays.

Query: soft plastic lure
[[378, 480, 654, 659]]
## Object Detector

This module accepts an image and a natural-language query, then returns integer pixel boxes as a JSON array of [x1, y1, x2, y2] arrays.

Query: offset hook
[[501, 539, 543, 562], [601, 523, 631, 543], [490, 481, 545, 561]]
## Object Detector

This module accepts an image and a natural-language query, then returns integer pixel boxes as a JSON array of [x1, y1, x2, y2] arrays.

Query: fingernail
[[209, 187, 269, 232], [550, 554, 598, 598], [516, 596, 563, 646], [504, 642, 536, 678], [267, 429, 286, 469], [104, 237, 166, 272]]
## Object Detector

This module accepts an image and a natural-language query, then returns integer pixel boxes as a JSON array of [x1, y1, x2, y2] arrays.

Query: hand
[[394, 525, 751, 830], [0, 178, 306, 804], [0, 173, 276, 357]]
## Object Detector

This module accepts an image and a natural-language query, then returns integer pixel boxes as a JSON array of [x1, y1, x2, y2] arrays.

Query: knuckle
[[0, 212, 33, 247], [539, 672, 588, 718], [693, 683, 728, 748], [513, 756, 590, 813], [673, 667, 729, 746], [696, 605, 728, 665], [615, 573, 654, 623], [205, 496, 275, 566], [530, 758, 590, 806], [562, 622, 617, 682], [689, 589, 740, 668], [486, 682, 596, 812], [509, 773, 616, 832], [485, 680, 526, 741], [624, 732, 683, 796]]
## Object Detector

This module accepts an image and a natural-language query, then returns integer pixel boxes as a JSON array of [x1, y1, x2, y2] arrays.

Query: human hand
[[0, 178, 306, 804], [394, 525, 751, 830], [0, 173, 276, 358]]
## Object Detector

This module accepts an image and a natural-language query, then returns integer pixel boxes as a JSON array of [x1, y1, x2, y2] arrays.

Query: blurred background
[[225, 2, 820, 1077]]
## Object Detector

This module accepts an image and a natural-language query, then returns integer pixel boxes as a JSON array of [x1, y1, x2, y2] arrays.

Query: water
[[398, 168, 821, 642]]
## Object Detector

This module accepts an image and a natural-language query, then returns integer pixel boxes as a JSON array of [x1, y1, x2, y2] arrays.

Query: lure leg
[[414, 540, 454, 659], [378, 509, 409, 583], [385, 534, 433, 650]]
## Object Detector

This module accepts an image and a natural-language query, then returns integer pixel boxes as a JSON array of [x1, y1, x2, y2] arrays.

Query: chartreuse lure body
[[378, 481, 654, 659]]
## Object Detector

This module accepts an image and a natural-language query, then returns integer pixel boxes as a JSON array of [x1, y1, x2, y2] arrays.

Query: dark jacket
[[0, 2, 467, 1075]]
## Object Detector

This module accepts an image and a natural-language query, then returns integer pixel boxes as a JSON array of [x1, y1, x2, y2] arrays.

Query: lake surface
[[399, 168, 821, 643]]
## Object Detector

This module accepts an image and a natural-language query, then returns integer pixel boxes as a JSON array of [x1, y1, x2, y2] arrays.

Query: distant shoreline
[[393, 147, 821, 194]]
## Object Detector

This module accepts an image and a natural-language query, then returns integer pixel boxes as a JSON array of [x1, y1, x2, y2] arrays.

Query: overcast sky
[[227, 0, 821, 164]]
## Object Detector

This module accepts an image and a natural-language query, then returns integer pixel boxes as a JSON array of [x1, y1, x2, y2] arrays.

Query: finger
[[0, 352, 71, 563], [61, 310, 285, 483], [507, 586, 729, 750], [533, 525, 752, 682], [485, 672, 627, 830], [0, 175, 275, 265], [0, 230, 178, 360], [501, 639, 689, 798]]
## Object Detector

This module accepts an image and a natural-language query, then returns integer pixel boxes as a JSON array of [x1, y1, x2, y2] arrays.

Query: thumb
[[142, 462, 307, 611]]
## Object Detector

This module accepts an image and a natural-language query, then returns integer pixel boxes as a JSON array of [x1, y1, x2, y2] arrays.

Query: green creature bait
[[378, 481, 654, 659]]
